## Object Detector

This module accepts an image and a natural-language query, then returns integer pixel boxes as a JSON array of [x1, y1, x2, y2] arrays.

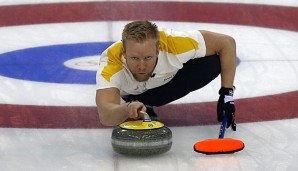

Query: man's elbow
[[225, 35, 236, 50]]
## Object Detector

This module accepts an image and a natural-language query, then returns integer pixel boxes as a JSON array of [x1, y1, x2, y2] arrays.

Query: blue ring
[[0, 42, 240, 84], [0, 42, 113, 84]]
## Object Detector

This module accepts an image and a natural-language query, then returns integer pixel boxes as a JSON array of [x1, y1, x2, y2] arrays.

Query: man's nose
[[138, 59, 146, 70]]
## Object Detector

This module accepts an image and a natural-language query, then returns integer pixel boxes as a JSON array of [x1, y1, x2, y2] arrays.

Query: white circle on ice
[[64, 56, 100, 71]]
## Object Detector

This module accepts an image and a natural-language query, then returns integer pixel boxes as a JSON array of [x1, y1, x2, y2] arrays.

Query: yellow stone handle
[[139, 111, 151, 121]]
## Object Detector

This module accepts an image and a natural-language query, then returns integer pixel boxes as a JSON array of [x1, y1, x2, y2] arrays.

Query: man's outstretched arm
[[96, 88, 146, 126], [200, 30, 236, 88]]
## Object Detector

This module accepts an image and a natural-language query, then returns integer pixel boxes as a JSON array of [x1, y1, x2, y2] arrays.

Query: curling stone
[[111, 111, 172, 156]]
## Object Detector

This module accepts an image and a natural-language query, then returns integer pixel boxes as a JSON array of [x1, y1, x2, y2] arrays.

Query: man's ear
[[156, 44, 160, 55], [122, 46, 126, 58]]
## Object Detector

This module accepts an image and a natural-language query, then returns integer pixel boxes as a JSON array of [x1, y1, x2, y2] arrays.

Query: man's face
[[123, 39, 159, 82]]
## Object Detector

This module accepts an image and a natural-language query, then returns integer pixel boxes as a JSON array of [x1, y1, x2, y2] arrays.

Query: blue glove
[[217, 87, 236, 131]]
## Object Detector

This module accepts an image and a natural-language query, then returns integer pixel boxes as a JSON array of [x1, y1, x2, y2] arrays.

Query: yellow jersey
[[96, 28, 206, 96]]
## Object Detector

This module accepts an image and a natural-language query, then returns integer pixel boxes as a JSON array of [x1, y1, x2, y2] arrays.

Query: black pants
[[125, 54, 221, 106]]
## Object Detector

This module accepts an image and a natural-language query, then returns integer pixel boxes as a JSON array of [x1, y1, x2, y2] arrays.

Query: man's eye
[[131, 57, 139, 60], [145, 56, 152, 60]]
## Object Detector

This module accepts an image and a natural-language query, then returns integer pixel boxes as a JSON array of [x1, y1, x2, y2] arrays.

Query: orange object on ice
[[194, 138, 244, 154], [194, 114, 244, 154]]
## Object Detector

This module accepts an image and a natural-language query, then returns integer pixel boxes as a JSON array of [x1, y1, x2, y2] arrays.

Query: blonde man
[[96, 20, 236, 131]]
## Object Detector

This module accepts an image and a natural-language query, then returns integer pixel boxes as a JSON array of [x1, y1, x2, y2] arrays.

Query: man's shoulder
[[106, 41, 123, 59], [99, 41, 124, 82]]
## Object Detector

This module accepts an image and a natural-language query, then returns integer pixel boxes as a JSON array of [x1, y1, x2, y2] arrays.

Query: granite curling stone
[[111, 112, 172, 156]]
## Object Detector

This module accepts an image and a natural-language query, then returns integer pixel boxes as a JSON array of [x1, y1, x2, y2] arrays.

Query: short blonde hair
[[122, 20, 160, 49]]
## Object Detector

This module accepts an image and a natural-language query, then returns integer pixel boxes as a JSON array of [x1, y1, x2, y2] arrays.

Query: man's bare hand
[[126, 101, 146, 119]]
